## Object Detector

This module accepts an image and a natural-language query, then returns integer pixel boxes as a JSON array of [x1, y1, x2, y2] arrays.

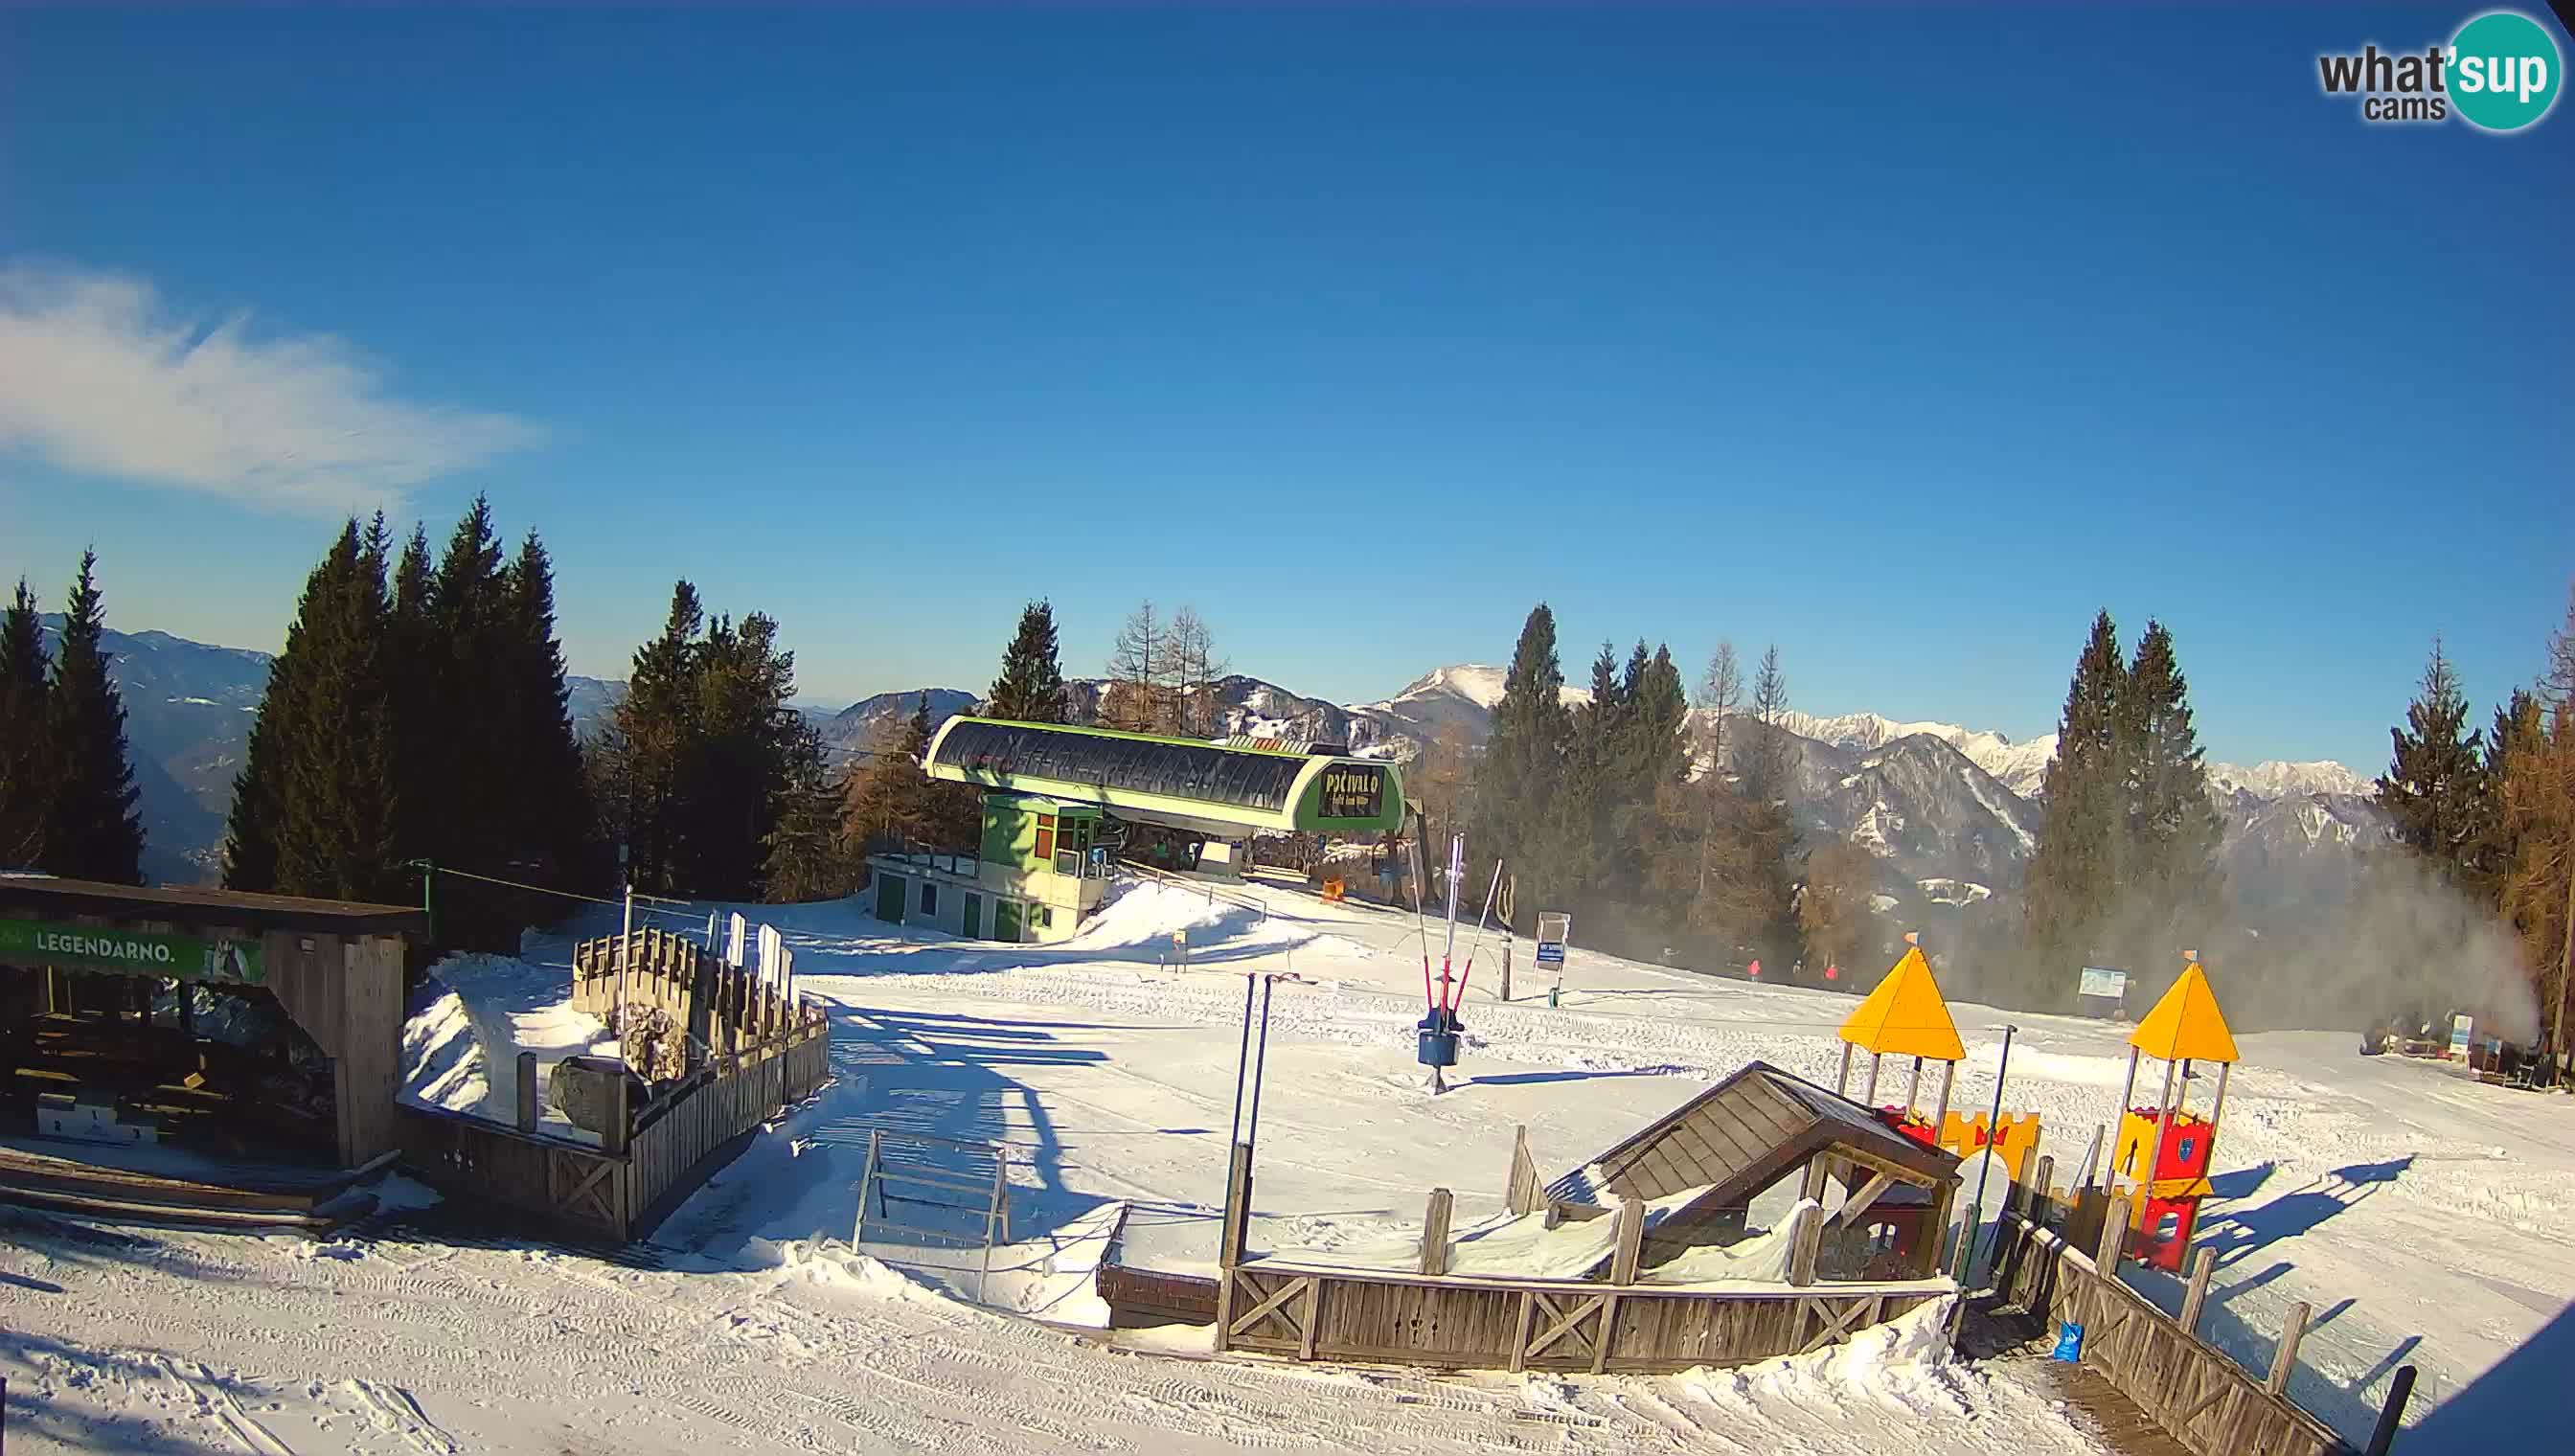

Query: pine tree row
[[225, 499, 595, 947], [2016, 612, 2226, 1006], [0, 553, 148, 883]]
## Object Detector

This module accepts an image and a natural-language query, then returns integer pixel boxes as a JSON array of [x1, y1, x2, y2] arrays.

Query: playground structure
[[1127, 1060, 1966, 1372], [2108, 956, 2238, 1274], [1822, 940, 2047, 1272]]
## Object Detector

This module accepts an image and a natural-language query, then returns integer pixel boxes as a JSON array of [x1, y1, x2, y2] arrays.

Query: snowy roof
[[1544, 1061, 1960, 1217]]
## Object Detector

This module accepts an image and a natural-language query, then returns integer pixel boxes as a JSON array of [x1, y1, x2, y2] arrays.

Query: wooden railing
[[571, 926, 825, 1056], [396, 960, 832, 1244], [1991, 1197, 2359, 1456]]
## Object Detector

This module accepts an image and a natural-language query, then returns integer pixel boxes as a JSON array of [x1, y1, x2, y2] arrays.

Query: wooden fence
[[1991, 1194, 2358, 1456], [572, 926, 818, 1056], [396, 1013, 830, 1243], [1216, 1261, 1947, 1373]]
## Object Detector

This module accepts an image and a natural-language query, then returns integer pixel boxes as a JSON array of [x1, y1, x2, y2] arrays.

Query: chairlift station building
[[865, 718, 1405, 944]]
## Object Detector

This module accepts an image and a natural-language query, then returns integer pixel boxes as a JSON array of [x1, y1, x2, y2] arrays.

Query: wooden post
[[1787, 1199, 1823, 1286], [2029, 1154, 2057, 1226], [515, 1052, 538, 1134], [602, 1070, 629, 1157], [2179, 1246, 2216, 1332], [1861, 1053, 1881, 1105], [2364, 1366, 2416, 1456], [1507, 1126, 1540, 1216], [1904, 1056, 1926, 1121], [1834, 1040, 1855, 1095], [2267, 1301, 2312, 1396], [1418, 1189, 1454, 1275], [1609, 1197, 1647, 1285], [2097, 1193, 2130, 1277], [1499, 938, 1512, 1004], [1219, 1142, 1253, 1268], [1932, 1058, 1955, 1129]]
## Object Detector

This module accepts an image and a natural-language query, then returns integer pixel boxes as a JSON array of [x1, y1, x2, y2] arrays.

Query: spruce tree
[[2122, 622, 2223, 911], [609, 581, 705, 893], [1471, 604, 1570, 923], [2024, 611, 2129, 998], [502, 531, 595, 890], [988, 600, 1069, 722], [2379, 639, 2491, 892], [0, 580, 53, 868], [763, 722, 854, 901], [426, 496, 510, 882], [42, 552, 146, 884], [272, 520, 401, 900], [386, 524, 440, 872]]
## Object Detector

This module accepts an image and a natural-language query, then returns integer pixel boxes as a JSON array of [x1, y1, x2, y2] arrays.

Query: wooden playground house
[[1180, 1061, 1966, 1373], [0, 877, 419, 1225], [2108, 957, 2238, 1273]]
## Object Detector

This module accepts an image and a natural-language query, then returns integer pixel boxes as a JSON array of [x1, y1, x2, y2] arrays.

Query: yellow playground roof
[[2129, 962, 2239, 1064], [1838, 946, 1966, 1062]]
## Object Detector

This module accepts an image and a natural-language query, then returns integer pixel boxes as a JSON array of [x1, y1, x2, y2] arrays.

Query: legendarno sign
[[0, 918, 264, 985]]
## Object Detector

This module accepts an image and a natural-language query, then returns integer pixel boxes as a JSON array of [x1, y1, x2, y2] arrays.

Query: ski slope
[[4, 871, 2565, 1450]]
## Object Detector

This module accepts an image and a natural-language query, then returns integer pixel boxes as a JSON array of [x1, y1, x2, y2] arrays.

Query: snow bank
[[1677, 1296, 1970, 1419], [399, 952, 619, 1139], [741, 1239, 960, 1305]]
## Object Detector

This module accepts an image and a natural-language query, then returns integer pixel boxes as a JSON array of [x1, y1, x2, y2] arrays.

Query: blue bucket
[[2052, 1321, 2085, 1361]]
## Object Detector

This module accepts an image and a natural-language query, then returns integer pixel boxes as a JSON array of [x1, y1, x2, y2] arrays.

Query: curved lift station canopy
[[923, 717, 1406, 839]]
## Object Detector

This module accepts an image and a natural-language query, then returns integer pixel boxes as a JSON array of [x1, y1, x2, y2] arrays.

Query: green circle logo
[[2450, 11, 2563, 131]]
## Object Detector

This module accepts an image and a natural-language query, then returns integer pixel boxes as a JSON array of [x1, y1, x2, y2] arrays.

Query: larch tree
[[1103, 601, 1169, 733], [987, 600, 1070, 723], [0, 580, 53, 868], [41, 551, 147, 884]]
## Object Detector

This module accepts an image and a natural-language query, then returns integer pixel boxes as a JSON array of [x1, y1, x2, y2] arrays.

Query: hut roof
[[0, 876, 427, 938], [1544, 1060, 1961, 1216]]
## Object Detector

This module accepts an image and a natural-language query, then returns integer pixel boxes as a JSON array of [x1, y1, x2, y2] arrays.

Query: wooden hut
[[0, 876, 421, 1224]]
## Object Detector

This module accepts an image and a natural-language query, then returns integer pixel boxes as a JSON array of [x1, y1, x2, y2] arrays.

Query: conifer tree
[[2121, 622, 2223, 913], [1471, 604, 1570, 923], [42, 552, 146, 883], [501, 531, 595, 890], [0, 580, 53, 868], [2024, 611, 2130, 994], [2379, 639, 2491, 892], [988, 600, 1069, 722], [763, 722, 855, 901], [270, 520, 401, 900]]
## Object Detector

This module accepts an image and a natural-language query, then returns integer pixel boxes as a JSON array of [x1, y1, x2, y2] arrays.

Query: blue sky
[[3, 5, 2567, 771]]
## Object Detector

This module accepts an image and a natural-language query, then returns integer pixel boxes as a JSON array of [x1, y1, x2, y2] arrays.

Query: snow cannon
[[2109, 956, 2239, 1274], [1415, 1007, 1463, 1068], [1834, 937, 1967, 1134]]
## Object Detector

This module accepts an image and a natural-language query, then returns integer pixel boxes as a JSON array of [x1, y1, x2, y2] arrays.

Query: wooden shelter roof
[[1544, 1061, 1961, 1215], [0, 876, 426, 938]]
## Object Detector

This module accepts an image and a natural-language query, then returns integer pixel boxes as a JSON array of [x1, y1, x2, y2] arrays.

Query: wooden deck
[[2014, 1357, 2199, 1456], [0, 1138, 387, 1230]]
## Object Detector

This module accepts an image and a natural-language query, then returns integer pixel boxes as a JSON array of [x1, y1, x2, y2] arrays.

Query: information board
[[2077, 966, 2130, 1001], [1535, 911, 1570, 967]]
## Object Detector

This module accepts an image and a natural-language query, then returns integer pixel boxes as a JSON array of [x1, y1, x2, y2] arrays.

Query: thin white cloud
[[0, 262, 540, 516]]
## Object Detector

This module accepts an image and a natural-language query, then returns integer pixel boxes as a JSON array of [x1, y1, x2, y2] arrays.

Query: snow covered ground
[[4, 871, 2567, 1451]]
